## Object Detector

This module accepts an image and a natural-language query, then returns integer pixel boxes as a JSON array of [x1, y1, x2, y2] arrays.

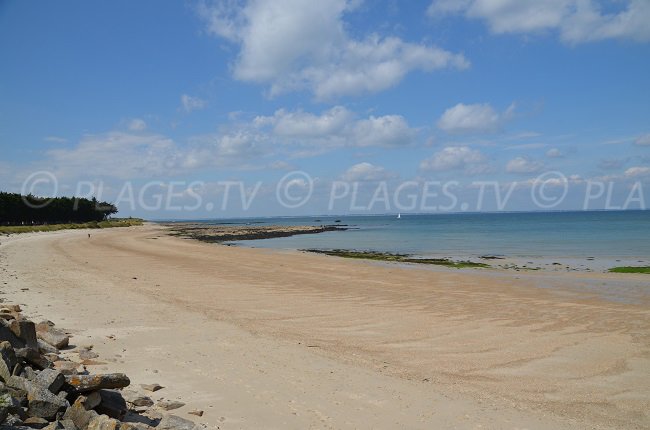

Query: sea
[[181, 210, 650, 264]]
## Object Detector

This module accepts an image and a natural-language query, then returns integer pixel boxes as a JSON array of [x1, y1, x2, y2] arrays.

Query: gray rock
[[157, 415, 199, 430], [24, 380, 68, 420], [121, 390, 153, 408], [78, 350, 98, 361], [84, 390, 102, 410], [9, 320, 38, 351], [23, 416, 49, 429], [63, 397, 99, 430], [35, 324, 69, 350], [0, 341, 17, 383], [34, 369, 65, 394], [37, 340, 59, 355]]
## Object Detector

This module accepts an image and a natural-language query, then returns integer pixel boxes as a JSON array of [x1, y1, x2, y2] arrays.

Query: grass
[[303, 249, 490, 269], [0, 218, 144, 234], [608, 266, 650, 274]]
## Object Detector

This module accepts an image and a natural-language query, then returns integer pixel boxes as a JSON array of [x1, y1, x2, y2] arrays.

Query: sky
[[1, 0, 649, 218]]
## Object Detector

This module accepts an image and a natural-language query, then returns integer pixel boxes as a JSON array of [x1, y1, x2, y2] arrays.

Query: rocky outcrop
[[0, 305, 203, 430]]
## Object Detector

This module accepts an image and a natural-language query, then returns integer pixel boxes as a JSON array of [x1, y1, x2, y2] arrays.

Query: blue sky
[[1, 0, 649, 217]]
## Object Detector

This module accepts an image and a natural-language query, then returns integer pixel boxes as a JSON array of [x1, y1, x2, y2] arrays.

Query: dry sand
[[0, 224, 648, 429]]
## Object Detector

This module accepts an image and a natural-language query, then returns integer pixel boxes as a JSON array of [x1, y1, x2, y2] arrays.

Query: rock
[[24, 380, 68, 420], [95, 390, 127, 420], [119, 423, 155, 430], [23, 416, 49, 429], [10, 320, 38, 351], [37, 340, 58, 355], [121, 390, 153, 408], [86, 414, 120, 430], [34, 369, 65, 394], [3, 305, 21, 313], [63, 397, 99, 429], [78, 350, 99, 361], [187, 409, 203, 417], [156, 400, 185, 411], [52, 361, 80, 375], [64, 374, 130, 393], [16, 348, 51, 370], [6, 375, 28, 391], [139, 384, 163, 392], [0, 341, 17, 382], [84, 390, 102, 410], [157, 415, 199, 430], [35, 324, 69, 350]]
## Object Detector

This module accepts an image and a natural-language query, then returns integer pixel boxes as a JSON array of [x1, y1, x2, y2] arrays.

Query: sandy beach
[[1, 224, 649, 429]]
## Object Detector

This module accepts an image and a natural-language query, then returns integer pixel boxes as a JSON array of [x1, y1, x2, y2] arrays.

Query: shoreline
[[1, 225, 649, 428]]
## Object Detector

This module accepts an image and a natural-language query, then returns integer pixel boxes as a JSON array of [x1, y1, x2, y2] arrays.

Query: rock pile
[[0, 305, 202, 430]]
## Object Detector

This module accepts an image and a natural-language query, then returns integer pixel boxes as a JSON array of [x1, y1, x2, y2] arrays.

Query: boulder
[[64, 374, 130, 394], [34, 369, 65, 394], [95, 390, 127, 420], [16, 348, 51, 370], [157, 414, 199, 430], [86, 414, 120, 430], [23, 416, 49, 429], [37, 340, 59, 355], [35, 324, 69, 350], [121, 390, 153, 408], [24, 380, 68, 420], [9, 320, 38, 351], [62, 397, 99, 430], [0, 341, 17, 383]]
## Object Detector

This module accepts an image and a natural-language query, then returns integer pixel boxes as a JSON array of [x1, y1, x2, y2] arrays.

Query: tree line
[[0, 192, 118, 225]]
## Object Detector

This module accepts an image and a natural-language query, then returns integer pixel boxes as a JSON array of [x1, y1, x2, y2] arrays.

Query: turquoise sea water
[[185, 210, 650, 260]]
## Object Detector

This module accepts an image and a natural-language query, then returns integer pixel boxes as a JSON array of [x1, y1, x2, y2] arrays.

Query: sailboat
[[397, 213, 401, 219]]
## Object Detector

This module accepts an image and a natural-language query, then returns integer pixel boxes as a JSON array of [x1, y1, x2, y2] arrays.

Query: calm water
[[184, 211, 650, 259]]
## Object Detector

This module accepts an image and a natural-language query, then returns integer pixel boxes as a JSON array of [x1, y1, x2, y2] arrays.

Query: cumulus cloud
[[420, 146, 488, 173], [254, 106, 417, 148], [198, 0, 468, 100], [428, 0, 650, 44], [546, 148, 563, 158], [128, 118, 147, 131], [341, 162, 395, 182], [635, 133, 650, 146], [181, 94, 208, 113], [624, 166, 650, 178], [437, 102, 515, 134], [506, 156, 544, 173], [43, 136, 68, 143]]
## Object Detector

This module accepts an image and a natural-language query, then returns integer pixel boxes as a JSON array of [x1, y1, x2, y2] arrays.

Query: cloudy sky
[[1, 0, 649, 217]]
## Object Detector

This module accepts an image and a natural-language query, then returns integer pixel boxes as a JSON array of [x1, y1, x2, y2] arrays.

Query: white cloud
[[341, 162, 395, 181], [635, 133, 650, 146], [198, 0, 468, 100], [546, 148, 563, 158], [128, 119, 147, 131], [254, 106, 417, 148], [437, 102, 515, 134], [624, 166, 650, 178], [428, 0, 650, 44], [181, 94, 208, 113], [506, 156, 544, 173], [46, 132, 176, 179], [420, 146, 488, 173]]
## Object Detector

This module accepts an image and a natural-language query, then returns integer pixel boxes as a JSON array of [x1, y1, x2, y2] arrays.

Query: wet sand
[[1, 224, 648, 429]]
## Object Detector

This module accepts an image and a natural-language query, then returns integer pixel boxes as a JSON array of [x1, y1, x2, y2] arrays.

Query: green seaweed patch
[[304, 249, 490, 269], [608, 266, 650, 274]]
